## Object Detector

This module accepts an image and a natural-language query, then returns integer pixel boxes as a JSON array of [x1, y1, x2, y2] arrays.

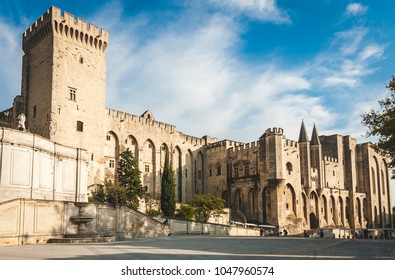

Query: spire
[[311, 124, 321, 145], [298, 120, 309, 143]]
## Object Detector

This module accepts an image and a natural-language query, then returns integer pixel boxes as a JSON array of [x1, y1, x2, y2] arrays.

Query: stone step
[[47, 236, 117, 244]]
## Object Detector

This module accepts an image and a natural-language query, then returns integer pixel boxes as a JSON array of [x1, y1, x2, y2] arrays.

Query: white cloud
[[0, 19, 23, 108], [97, 3, 323, 142], [314, 27, 385, 89], [345, 3, 368, 16], [208, 0, 291, 23], [334, 28, 367, 56], [323, 76, 358, 88], [359, 44, 385, 60]]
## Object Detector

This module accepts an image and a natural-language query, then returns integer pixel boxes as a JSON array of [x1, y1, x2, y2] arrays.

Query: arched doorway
[[174, 146, 182, 202], [309, 212, 319, 229]]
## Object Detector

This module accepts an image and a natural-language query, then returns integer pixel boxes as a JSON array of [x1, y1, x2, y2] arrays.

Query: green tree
[[175, 204, 195, 221], [191, 194, 226, 223], [160, 151, 176, 217], [88, 179, 126, 207], [117, 148, 145, 210], [362, 76, 395, 178]]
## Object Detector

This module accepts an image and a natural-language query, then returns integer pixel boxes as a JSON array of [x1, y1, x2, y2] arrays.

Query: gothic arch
[[382, 160, 390, 198], [339, 196, 345, 226], [356, 197, 362, 227], [373, 156, 381, 195], [160, 143, 169, 174], [222, 190, 229, 207], [262, 187, 271, 225], [321, 195, 328, 224], [234, 189, 243, 211], [284, 184, 296, 215], [174, 146, 182, 202], [381, 169, 386, 195], [371, 167, 377, 194], [124, 135, 139, 161], [142, 139, 156, 197], [185, 150, 193, 201], [363, 198, 369, 227], [196, 152, 204, 195], [309, 191, 319, 229], [104, 131, 119, 181], [330, 195, 337, 225], [374, 206, 378, 228], [345, 197, 351, 226], [248, 188, 255, 217], [302, 192, 308, 222]]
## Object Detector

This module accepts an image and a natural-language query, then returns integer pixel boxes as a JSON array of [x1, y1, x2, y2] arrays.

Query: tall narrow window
[[286, 162, 293, 175], [109, 160, 115, 168], [33, 105, 37, 118], [234, 167, 239, 178], [217, 163, 222, 176], [77, 121, 83, 132], [244, 165, 250, 176]]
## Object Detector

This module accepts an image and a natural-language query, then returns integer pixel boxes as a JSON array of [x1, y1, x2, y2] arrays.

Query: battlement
[[206, 140, 241, 152], [324, 156, 338, 164], [23, 6, 108, 53], [264, 127, 284, 136], [181, 134, 205, 147], [285, 139, 298, 148], [229, 141, 260, 153], [106, 108, 176, 133]]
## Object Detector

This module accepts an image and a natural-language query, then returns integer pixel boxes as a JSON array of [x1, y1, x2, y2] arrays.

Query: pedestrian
[[283, 229, 288, 237]]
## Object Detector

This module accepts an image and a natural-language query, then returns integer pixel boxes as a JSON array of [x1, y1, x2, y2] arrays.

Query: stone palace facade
[[0, 7, 392, 232]]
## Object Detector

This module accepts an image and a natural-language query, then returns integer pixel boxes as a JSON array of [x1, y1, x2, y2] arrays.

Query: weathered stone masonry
[[0, 6, 392, 233]]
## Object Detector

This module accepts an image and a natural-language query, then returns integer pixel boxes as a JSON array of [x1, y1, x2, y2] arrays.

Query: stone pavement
[[0, 235, 394, 260]]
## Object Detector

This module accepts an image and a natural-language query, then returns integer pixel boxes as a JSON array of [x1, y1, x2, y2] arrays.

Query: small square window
[[106, 135, 111, 141], [109, 160, 115, 168], [145, 165, 150, 172]]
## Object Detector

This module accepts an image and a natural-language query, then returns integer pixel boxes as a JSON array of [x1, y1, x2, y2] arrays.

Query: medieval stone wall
[[0, 127, 89, 203]]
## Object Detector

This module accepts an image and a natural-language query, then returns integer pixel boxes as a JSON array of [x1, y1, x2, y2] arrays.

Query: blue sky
[[0, 0, 394, 144]]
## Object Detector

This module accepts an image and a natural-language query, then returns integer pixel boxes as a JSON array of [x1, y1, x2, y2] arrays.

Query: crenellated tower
[[21, 6, 108, 152], [260, 127, 284, 182]]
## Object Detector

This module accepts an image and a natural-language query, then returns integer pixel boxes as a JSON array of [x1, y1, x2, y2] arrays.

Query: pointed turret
[[298, 120, 311, 188], [298, 120, 309, 143], [310, 124, 321, 146], [310, 124, 323, 188]]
